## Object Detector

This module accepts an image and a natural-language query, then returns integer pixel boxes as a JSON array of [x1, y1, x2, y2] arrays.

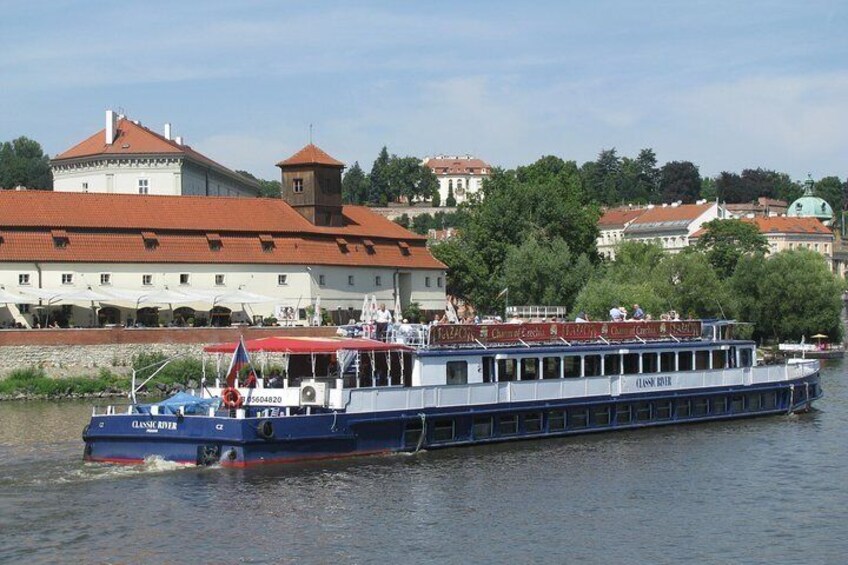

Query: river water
[[1, 361, 846, 564]]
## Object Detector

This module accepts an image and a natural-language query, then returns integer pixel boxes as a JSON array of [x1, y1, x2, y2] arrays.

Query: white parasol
[[393, 293, 403, 323], [312, 295, 322, 326]]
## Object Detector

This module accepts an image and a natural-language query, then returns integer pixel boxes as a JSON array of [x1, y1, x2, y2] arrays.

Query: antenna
[[309, 123, 313, 144]]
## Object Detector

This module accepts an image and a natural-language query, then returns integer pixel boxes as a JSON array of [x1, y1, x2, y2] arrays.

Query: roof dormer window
[[336, 237, 349, 253], [259, 234, 275, 252], [51, 230, 69, 249], [142, 231, 158, 250], [398, 241, 411, 256], [207, 233, 222, 251], [363, 239, 376, 254]]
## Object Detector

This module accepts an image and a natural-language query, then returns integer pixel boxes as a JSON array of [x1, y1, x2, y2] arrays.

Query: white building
[[423, 155, 491, 205], [51, 110, 260, 197], [0, 144, 446, 328], [597, 206, 648, 260], [622, 201, 724, 253]]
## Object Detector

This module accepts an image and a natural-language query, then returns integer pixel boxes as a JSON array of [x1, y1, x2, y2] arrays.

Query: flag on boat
[[225, 336, 251, 388]]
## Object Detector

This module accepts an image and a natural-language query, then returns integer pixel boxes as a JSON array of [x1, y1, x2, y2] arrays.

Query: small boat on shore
[[83, 320, 821, 467]]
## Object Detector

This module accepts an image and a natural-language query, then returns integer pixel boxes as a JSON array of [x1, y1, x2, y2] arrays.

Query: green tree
[[732, 250, 843, 341], [501, 237, 595, 308], [342, 161, 370, 204], [431, 186, 441, 207], [814, 176, 843, 214], [445, 184, 457, 207], [419, 165, 439, 204], [695, 218, 768, 277], [368, 146, 391, 205], [393, 213, 410, 229], [659, 161, 701, 203], [236, 170, 280, 198], [651, 251, 728, 318], [0, 137, 53, 189], [581, 148, 622, 204]]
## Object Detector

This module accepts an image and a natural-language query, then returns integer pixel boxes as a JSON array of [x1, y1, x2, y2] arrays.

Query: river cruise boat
[[83, 320, 821, 467]]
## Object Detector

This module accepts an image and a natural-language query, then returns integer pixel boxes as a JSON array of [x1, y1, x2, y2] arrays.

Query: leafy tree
[[430, 239, 489, 307], [732, 250, 843, 341], [236, 170, 280, 198], [713, 168, 799, 204], [431, 185, 441, 207], [695, 219, 768, 277], [445, 184, 456, 207], [573, 277, 664, 321], [700, 177, 717, 201], [419, 165, 439, 204], [393, 213, 410, 229], [659, 161, 701, 203], [581, 148, 622, 204], [814, 176, 843, 214], [650, 251, 728, 318], [620, 148, 660, 203], [0, 137, 52, 189], [342, 161, 370, 204], [501, 237, 595, 308], [368, 146, 391, 205]]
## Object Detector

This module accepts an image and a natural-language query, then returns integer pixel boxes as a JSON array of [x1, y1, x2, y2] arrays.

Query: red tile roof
[[424, 156, 490, 175], [0, 191, 443, 269], [277, 144, 344, 167], [750, 216, 832, 235], [630, 203, 713, 225], [598, 207, 647, 228], [53, 119, 259, 189]]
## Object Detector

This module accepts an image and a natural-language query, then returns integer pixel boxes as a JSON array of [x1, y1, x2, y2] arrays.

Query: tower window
[[293, 178, 304, 193], [100, 273, 111, 286], [138, 179, 149, 194]]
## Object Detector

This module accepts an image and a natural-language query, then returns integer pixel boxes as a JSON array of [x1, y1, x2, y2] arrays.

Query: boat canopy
[[204, 336, 412, 354]]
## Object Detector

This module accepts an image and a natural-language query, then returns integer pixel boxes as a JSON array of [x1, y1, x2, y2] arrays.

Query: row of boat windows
[[404, 387, 812, 446], [444, 348, 754, 385]]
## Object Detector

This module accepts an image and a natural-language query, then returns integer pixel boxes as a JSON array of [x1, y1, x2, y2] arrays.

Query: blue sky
[[1, 0, 846, 182]]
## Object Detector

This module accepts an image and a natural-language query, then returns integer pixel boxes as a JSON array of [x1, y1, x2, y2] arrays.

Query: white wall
[[53, 159, 182, 195]]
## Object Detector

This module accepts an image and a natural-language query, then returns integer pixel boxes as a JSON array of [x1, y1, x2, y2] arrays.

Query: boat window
[[497, 358, 517, 382], [520, 358, 539, 380], [642, 353, 659, 373], [678, 351, 694, 371], [692, 398, 709, 416], [676, 398, 691, 417], [548, 411, 565, 431], [542, 357, 560, 379], [567, 408, 588, 428], [763, 392, 776, 410], [446, 361, 468, 385], [615, 404, 632, 424], [635, 402, 651, 422], [748, 394, 762, 411], [712, 396, 727, 415], [583, 355, 601, 377], [623, 353, 639, 375], [473, 417, 493, 439], [590, 406, 610, 426], [522, 413, 542, 433], [655, 401, 672, 420], [695, 351, 710, 370], [564, 356, 580, 378], [403, 420, 423, 447], [433, 419, 455, 442], [712, 350, 727, 370], [603, 354, 621, 376], [660, 352, 675, 372], [740, 348, 753, 368], [482, 356, 494, 383], [730, 395, 745, 412], [499, 414, 518, 435]]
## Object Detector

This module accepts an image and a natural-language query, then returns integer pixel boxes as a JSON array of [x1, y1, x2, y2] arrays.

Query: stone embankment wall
[[0, 326, 335, 378]]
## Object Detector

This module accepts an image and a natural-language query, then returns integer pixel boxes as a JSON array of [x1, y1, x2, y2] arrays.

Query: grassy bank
[[0, 352, 212, 400]]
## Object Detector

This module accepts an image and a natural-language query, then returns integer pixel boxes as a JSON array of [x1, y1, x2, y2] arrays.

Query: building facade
[[597, 206, 648, 260], [423, 155, 491, 205], [621, 202, 723, 253], [1, 144, 446, 328], [51, 111, 259, 197]]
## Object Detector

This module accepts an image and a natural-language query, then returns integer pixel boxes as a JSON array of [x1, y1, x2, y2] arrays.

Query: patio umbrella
[[0, 287, 36, 304], [53, 287, 114, 327], [393, 293, 403, 323], [312, 295, 322, 326], [359, 295, 370, 322], [811, 333, 829, 339]]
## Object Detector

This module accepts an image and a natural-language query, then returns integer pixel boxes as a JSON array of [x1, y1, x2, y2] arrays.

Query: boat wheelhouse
[[83, 320, 821, 467]]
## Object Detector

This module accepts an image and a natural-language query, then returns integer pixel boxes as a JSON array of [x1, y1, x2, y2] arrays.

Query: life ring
[[257, 420, 274, 440], [221, 387, 243, 409]]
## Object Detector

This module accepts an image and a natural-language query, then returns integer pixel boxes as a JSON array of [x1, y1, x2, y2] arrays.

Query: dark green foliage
[[393, 213, 410, 229], [368, 146, 391, 205], [696, 219, 768, 277], [236, 169, 280, 198], [730, 250, 843, 342], [502, 238, 595, 307], [659, 161, 701, 203], [445, 184, 456, 207], [401, 302, 423, 323], [431, 185, 441, 207], [0, 137, 52, 189], [342, 161, 370, 204], [714, 169, 799, 204], [409, 211, 462, 235], [815, 176, 844, 214]]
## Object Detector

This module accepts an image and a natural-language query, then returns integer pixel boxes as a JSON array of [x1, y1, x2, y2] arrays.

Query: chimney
[[164, 123, 172, 140], [105, 110, 118, 145], [174, 136, 183, 145]]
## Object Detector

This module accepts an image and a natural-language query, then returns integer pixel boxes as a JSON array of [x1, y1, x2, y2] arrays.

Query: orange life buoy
[[221, 387, 243, 409]]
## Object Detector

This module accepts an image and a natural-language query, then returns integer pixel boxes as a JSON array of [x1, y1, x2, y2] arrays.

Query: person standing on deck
[[375, 303, 392, 340]]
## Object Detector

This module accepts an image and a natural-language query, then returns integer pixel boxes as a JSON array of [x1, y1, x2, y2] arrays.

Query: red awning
[[204, 336, 412, 354]]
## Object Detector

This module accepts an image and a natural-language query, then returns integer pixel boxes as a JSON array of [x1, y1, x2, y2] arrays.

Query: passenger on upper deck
[[632, 304, 644, 321], [609, 305, 622, 321], [575, 311, 589, 323]]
